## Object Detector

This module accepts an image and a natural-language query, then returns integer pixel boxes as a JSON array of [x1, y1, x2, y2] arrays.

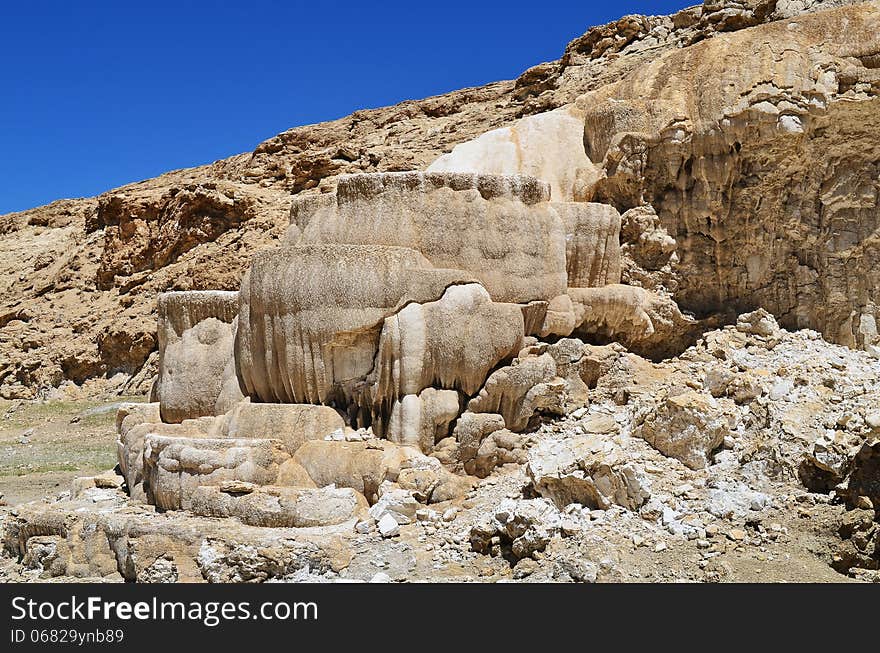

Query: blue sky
[[0, 1, 691, 214]]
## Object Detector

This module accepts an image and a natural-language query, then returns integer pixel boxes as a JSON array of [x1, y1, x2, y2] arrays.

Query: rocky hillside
[[0, 0, 876, 400]]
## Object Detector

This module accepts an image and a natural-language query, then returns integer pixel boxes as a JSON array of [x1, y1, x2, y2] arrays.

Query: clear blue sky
[[0, 1, 691, 214]]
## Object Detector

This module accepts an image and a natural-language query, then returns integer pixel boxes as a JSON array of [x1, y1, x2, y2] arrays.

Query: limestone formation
[[619, 205, 676, 273], [224, 401, 345, 455], [291, 440, 407, 500], [453, 412, 507, 475], [568, 285, 698, 358], [467, 353, 566, 431], [526, 435, 651, 510], [553, 202, 622, 288], [143, 435, 289, 510], [235, 244, 471, 410], [4, 0, 880, 585], [292, 172, 567, 305], [427, 105, 599, 202], [3, 1, 876, 407], [3, 494, 352, 582], [469, 498, 562, 560], [117, 414, 215, 498], [156, 291, 239, 423], [374, 283, 523, 400], [634, 391, 734, 470], [575, 5, 880, 351]]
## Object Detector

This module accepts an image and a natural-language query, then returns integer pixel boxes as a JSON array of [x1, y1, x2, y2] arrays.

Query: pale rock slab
[[155, 291, 239, 423], [635, 391, 733, 469], [526, 435, 651, 510], [427, 105, 600, 203], [224, 401, 345, 455], [189, 484, 368, 528], [143, 434, 289, 510]]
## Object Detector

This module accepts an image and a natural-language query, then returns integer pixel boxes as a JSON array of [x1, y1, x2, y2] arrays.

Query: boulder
[[526, 435, 650, 510], [553, 201, 621, 288], [368, 482, 421, 525], [736, 308, 782, 338], [452, 412, 506, 473], [469, 498, 562, 560], [472, 429, 528, 478], [117, 417, 217, 498], [800, 430, 859, 492], [545, 338, 594, 408], [635, 391, 732, 469], [395, 457, 475, 503], [847, 439, 880, 511], [291, 440, 420, 502]]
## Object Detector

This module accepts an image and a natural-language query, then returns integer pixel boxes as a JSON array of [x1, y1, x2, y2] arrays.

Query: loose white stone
[[377, 514, 400, 538]]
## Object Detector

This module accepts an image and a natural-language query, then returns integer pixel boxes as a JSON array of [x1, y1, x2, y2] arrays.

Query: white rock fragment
[[377, 514, 400, 538]]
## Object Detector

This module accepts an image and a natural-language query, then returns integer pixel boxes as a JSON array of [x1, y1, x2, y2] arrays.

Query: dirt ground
[[0, 397, 139, 505]]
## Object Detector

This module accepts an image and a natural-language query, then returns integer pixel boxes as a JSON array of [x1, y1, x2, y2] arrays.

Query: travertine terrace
[[1, 0, 878, 583]]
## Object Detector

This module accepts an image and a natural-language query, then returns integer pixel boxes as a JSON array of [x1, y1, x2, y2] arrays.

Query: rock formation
[[2, 0, 880, 584]]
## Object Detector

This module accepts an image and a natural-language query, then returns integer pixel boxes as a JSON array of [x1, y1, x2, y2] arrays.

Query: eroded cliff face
[[577, 4, 880, 350], [0, 0, 876, 399]]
